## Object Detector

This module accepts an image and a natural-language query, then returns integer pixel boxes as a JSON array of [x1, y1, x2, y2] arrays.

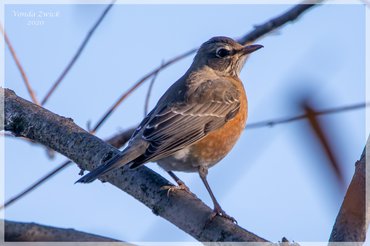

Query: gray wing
[[129, 79, 241, 168]]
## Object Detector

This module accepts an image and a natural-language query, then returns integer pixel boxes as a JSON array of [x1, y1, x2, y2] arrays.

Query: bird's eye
[[216, 48, 230, 58]]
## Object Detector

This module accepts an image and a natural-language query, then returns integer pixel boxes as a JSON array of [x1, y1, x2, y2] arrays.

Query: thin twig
[[239, 0, 324, 44], [40, 1, 116, 105], [0, 25, 40, 105], [0, 160, 72, 210], [144, 61, 163, 116], [246, 102, 368, 129], [91, 48, 196, 134]]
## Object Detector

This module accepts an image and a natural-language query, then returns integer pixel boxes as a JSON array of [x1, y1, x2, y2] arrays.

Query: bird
[[76, 36, 263, 222]]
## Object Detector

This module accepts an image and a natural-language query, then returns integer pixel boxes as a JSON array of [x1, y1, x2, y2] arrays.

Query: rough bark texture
[[2, 87, 268, 242], [2, 220, 120, 242], [329, 141, 368, 243]]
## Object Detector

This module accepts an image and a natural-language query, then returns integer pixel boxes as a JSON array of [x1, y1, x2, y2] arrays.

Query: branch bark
[[2, 220, 120, 242], [329, 139, 368, 242], [2, 87, 268, 242]]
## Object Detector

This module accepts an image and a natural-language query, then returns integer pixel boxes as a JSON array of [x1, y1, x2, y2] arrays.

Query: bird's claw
[[160, 183, 190, 197]]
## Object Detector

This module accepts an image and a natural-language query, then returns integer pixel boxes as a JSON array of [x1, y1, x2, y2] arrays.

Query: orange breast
[[190, 83, 248, 166]]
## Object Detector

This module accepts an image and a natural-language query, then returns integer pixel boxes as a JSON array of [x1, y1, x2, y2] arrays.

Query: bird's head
[[192, 36, 263, 77]]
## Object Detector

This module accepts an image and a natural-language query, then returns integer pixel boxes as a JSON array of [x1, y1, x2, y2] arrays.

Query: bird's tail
[[75, 147, 141, 184]]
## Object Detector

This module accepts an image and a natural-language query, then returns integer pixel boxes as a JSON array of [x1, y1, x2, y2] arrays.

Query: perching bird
[[76, 36, 263, 221]]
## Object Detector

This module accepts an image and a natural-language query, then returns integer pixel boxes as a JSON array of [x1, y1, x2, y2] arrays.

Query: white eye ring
[[216, 47, 231, 58]]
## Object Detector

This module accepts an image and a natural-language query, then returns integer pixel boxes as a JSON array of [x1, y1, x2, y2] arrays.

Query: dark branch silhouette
[[3, 220, 120, 242], [144, 61, 162, 116], [239, 0, 324, 44], [0, 160, 71, 210]]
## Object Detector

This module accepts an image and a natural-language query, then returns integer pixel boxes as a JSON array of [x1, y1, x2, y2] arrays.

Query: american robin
[[76, 36, 263, 222]]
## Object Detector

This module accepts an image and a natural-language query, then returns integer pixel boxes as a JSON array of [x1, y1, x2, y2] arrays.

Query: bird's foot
[[209, 207, 237, 224], [160, 182, 190, 197]]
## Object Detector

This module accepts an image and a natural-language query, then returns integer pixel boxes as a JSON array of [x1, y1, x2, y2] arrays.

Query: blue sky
[[3, 2, 367, 243]]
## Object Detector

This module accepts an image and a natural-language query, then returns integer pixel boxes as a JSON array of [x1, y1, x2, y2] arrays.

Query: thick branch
[[2, 88, 268, 242], [329, 139, 368, 242], [2, 220, 119, 242]]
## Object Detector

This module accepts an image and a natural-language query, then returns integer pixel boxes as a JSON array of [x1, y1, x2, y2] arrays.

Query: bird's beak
[[240, 44, 264, 55]]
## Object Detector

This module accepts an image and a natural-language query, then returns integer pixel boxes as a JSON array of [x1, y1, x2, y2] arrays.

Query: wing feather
[[130, 79, 242, 168]]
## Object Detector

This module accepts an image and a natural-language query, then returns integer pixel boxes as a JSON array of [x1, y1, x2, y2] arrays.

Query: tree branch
[[2, 220, 120, 242], [329, 139, 368, 242], [2, 87, 268, 242], [246, 102, 368, 129], [239, 0, 323, 44]]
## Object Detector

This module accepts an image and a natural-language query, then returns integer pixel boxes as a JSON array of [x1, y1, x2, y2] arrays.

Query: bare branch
[[246, 102, 368, 129], [91, 49, 196, 134], [2, 220, 120, 242], [3, 88, 266, 242], [144, 61, 162, 116], [0, 160, 72, 210], [40, 1, 116, 106], [329, 140, 368, 242], [239, 0, 323, 45], [0, 25, 40, 105]]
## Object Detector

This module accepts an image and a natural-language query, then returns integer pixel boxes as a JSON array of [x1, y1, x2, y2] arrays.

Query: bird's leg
[[198, 166, 237, 224], [167, 171, 190, 191], [161, 171, 190, 196]]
